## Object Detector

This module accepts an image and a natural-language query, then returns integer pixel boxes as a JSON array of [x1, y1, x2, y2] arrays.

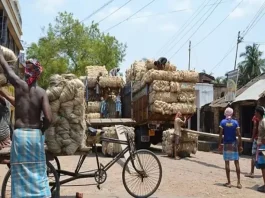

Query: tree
[[237, 44, 265, 87], [26, 12, 127, 88], [201, 69, 213, 76], [213, 76, 226, 85]]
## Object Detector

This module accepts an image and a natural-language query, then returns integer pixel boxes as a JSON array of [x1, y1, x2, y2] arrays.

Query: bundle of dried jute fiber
[[171, 70, 199, 83], [99, 76, 124, 88], [149, 91, 179, 104], [162, 129, 198, 157], [86, 102, 100, 113], [85, 65, 108, 77], [150, 100, 197, 115], [0, 73, 7, 87], [177, 92, 196, 103], [0, 45, 17, 65], [150, 80, 170, 92], [170, 82, 196, 92], [131, 60, 147, 81], [132, 81, 142, 93], [86, 113, 101, 119], [142, 69, 174, 83], [125, 68, 133, 83], [101, 126, 135, 157], [45, 74, 87, 155], [86, 129, 102, 146]]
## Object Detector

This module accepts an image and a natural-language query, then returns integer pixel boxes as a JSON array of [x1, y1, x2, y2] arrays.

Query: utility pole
[[234, 31, 243, 70], [188, 41, 191, 70]]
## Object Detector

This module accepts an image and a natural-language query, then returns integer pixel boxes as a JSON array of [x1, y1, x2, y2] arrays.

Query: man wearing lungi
[[254, 106, 265, 193], [245, 115, 259, 178], [218, 107, 243, 189], [0, 53, 52, 197], [173, 112, 187, 160]]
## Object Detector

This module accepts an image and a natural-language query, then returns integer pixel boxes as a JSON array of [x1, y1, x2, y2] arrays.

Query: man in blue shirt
[[218, 107, 243, 189]]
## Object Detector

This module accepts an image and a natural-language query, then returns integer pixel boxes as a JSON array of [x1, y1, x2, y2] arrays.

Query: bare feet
[[237, 183, 242, 189], [223, 183, 232, 188], [257, 185, 265, 193]]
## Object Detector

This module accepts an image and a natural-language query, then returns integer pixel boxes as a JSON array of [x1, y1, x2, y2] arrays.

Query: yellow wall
[[2, 85, 15, 123]]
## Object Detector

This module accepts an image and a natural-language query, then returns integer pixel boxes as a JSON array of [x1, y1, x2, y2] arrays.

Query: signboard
[[225, 69, 239, 102]]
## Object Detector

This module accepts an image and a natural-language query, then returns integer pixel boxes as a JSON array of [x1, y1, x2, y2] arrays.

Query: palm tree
[[237, 44, 265, 87], [213, 76, 226, 85], [201, 69, 213, 76]]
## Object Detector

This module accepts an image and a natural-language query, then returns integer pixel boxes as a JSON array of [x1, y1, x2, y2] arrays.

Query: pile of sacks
[[101, 126, 135, 156], [162, 129, 198, 157], [85, 102, 101, 119], [45, 74, 87, 155], [0, 46, 18, 87], [126, 59, 198, 116]]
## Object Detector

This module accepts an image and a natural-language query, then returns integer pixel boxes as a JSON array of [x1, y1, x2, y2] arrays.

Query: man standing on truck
[[0, 55, 52, 197], [109, 67, 120, 76], [245, 115, 259, 178], [154, 57, 167, 70], [218, 107, 243, 189], [173, 112, 187, 160]]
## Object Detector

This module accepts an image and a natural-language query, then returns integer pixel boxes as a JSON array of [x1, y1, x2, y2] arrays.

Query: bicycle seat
[[87, 127, 98, 136]]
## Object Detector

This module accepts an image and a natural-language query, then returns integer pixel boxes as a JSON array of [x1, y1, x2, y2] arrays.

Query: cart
[[0, 125, 162, 198]]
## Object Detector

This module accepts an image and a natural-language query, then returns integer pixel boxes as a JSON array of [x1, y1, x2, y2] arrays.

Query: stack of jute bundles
[[0, 46, 18, 87], [142, 68, 198, 115], [162, 129, 198, 157], [84, 66, 108, 119], [101, 126, 135, 157], [45, 74, 87, 155]]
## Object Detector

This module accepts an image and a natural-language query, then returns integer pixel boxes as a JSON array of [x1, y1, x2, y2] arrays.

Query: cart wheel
[[50, 156, 61, 178], [1, 161, 60, 198], [122, 149, 162, 198]]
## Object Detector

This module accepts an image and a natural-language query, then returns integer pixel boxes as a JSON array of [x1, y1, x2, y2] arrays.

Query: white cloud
[[34, 0, 65, 14], [159, 23, 178, 32], [96, 7, 132, 22]]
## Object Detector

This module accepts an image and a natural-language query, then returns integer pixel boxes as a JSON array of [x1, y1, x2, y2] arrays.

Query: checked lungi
[[223, 142, 239, 161], [256, 144, 265, 169], [10, 129, 51, 198]]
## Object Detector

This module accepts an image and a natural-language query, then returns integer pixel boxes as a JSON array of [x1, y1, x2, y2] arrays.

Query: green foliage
[[26, 12, 127, 88], [237, 44, 265, 88]]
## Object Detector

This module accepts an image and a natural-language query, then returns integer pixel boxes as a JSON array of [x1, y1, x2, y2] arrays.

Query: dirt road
[[0, 148, 264, 198]]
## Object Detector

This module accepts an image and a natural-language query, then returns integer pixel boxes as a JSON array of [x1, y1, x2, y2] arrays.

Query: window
[[0, 10, 7, 46]]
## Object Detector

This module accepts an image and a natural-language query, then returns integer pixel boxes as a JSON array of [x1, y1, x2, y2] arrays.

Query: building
[[0, 0, 23, 123], [0, 0, 23, 76]]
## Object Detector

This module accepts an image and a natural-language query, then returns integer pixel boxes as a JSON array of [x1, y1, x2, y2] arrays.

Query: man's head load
[[24, 59, 43, 86]]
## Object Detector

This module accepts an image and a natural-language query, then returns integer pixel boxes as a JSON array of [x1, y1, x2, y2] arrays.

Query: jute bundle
[[0, 73, 7, 87], [131, 61, 147, 81], [150, 100, 196, 115], [162, 129, 198, 157], [45, 74, 86, 155], [142, 69, 199, 84], [86, 102, 100, 113], [79, 76, 97, 88], [125, 68, 133, 83], [150, 80, 170, 92], [170, 82, 196, 92], [86, 129, 101, 146], [101, 126, 135, 157], [149, 91, 179, 104], [145, 59, 176, 71], [86, 113, 100, 119], [99, 76, 124, 88], [0, 45, 17, 65], [132, 81, 142, 93], [177, 92, 196, 103], [85, 65, 108, 77]]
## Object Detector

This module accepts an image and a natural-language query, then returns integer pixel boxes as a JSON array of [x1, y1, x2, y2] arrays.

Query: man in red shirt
[[245, 115, 259, 178]]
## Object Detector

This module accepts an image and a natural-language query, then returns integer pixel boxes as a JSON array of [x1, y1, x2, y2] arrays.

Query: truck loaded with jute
[[123, 58, 199, 157]]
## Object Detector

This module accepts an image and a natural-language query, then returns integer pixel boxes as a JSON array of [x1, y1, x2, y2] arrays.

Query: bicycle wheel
[[1, 161, 60, 198], [50, 156, 61, 178], [122, 149, 162, 198]]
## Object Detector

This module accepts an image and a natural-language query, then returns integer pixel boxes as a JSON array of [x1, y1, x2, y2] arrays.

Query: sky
[[19, 0, 265, 78]]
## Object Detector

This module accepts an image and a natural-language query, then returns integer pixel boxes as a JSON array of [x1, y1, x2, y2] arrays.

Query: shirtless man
[[0, 53, 52, 197]]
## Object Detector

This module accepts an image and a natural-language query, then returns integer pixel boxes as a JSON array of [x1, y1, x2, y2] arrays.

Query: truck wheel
[[135, 129, 151, 150]]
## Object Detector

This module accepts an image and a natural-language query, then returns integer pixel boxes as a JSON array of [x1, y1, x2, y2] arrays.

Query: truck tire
[[135, 128, 151, 150]]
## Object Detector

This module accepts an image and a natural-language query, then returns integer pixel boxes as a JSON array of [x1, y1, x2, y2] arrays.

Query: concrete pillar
[[197, 108, 200, 131]]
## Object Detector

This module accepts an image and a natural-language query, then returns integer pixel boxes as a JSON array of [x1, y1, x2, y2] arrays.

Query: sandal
[[245, 173, 254, 178], [223, 183, 232, 188], [237, 183, 242, 189], [257, 185, 265, 193]]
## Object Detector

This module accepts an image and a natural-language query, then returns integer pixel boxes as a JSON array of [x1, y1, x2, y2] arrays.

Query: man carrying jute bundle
[[0, 54, 52, 197], [173, 112, 188, 160]]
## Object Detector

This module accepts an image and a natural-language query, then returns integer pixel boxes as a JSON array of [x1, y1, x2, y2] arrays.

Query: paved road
[[0, 147, 264, 197]]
